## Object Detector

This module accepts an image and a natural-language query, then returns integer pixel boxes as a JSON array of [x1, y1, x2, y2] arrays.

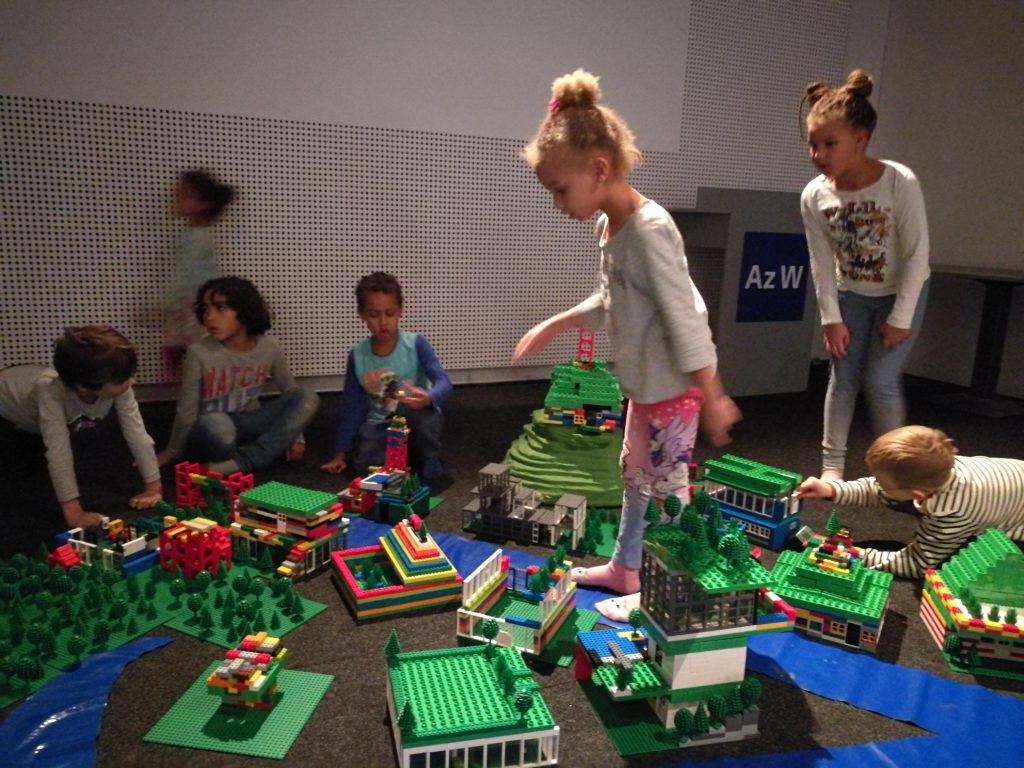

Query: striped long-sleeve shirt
[[830, 455, 1024, 578]]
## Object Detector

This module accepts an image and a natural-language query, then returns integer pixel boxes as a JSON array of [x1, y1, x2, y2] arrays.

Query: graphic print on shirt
[[68, 414, 102, 432], [199, 363, 271, 413], [822, 201, 892, 284]]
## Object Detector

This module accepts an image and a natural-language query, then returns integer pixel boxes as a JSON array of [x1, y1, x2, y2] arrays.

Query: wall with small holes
[[1, 1, 866, 392]]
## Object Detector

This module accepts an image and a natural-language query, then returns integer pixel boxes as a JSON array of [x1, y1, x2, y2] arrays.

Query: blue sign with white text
[[736, 231, 809, 323]]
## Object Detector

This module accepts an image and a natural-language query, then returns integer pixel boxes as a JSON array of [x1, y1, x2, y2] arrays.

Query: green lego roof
[[239, 481, 338, 519], [771, 549, 892, 622], [701, 454, 801, 497], [937, 528, 1024, 608], [643, 524, 775, 594], [388, 644, 555, 746], [543, 360, 622, 412]]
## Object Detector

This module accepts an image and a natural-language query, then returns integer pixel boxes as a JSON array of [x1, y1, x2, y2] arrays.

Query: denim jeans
[[350, 405, 443, 476], [187, 387, 319, 473], [822, 281, 929, 473]]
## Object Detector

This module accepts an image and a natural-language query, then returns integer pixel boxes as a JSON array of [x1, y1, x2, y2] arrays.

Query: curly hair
[[53, 326, 138, 390], [355, 272, 404, 313], [194, 276, 272, 335], [866, 425, 958, 491], [801, 69, 878, 137], [522, 69, 641, 174]]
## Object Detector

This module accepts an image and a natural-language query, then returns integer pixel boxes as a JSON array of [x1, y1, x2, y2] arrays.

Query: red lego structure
[[174, 461, 255, 510], [158, 517, 232, 579]]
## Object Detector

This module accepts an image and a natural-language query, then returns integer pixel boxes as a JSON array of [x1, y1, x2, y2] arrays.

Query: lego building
[[921, 528, 1024, 680]]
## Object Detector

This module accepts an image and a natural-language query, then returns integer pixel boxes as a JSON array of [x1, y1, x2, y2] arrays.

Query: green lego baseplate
[[938, 528, 1024, 605], [0, 554, 326, 709], [144, 659, 333, 759], [238, 481, 339, 519], [644, 524, 775, 595]]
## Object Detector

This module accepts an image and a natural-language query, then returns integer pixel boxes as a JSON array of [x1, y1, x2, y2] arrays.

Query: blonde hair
[[865, 426, 958, 491], [522, 69, 641, 174], [801, 69, 878, 137]]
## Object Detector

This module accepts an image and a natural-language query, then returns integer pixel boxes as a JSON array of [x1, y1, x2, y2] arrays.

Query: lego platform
[[144, 659, 333, 759], [3, 379, 1024, 767]]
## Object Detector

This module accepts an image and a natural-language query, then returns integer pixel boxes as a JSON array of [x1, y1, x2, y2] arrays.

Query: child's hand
[[285, 440, 306, 462], [156, 450, 175, 467], [823, 322, 850, 358], [797, 477, 837, 500], [398, 382, 431, 410], [879, 322, 912, 349], [129, 483, 163, 510], [60, 498, 104, 530], [361, 368, 389, 393], [700, 395, 742, 447], [513, 320, 557, 361], [321, 452, 347, 474]]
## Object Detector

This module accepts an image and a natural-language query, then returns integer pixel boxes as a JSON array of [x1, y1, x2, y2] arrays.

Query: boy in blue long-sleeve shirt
[[321, 272, 451, 481]]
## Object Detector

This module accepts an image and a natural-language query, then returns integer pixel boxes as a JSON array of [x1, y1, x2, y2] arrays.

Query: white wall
[[875, 0, 1024, 396], [0, 0, 688, 152]]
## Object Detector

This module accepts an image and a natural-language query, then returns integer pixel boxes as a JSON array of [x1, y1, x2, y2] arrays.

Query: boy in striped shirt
[[798, 425, 1024, 577]]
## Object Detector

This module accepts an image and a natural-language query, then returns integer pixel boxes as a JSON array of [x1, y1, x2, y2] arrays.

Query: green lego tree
[[719, 533, 748, 570], [673, 708, 693, 744], [615, 664, 632, 691], [258, 547, 276, 573], [664, 494, 682, 523], [987, 604, 1002, 622], [628, 608, 643, 638], [398, 701, 415, 733], [384, 628, 402, 661], [707, 695, 728, 728], [726, 686, 744, 716], [514, 688, 534, 722], [643, 497, 661, 526], [693, 702, 710, 735], [67, 633, 88, 664], [943, 634, 963, 656], [1006, 608, 1018, 625], [825, 510, 842, 536], [740, 677, 762, 709], [481, 619, 500, 657]]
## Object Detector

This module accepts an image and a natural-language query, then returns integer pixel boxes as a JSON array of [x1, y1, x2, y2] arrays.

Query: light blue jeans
[[822, 281, 929, 473], [187, 387, 319, 473]]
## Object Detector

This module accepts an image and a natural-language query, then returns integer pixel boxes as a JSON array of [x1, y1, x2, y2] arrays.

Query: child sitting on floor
[[321, 272, 451, 482], [798, 425, 1024, 577], [0, 326, 163, 528], [157, 276, 319, 474]]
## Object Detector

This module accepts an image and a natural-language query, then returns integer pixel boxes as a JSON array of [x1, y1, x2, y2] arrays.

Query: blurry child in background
[[0, 326, 162, 528], [513, 70, 740, 621], [798, 425, 1024, 577], [321, 272, 451, 482], [158, 276, 318, 474], [164, 170, 236, 373], [801, 71, 930, 482]]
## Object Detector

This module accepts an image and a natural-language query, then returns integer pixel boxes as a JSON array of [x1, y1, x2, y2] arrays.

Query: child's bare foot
[[570, 562, 640, 594], [64, 509, 104, 530], [595, 592, 641, 623]]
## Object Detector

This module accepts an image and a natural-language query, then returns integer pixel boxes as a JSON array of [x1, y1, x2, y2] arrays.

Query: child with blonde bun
[[514, 69, 740, 621]]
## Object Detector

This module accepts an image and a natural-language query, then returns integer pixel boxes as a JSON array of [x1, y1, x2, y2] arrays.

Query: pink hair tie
[[547, 98, 560, 114]]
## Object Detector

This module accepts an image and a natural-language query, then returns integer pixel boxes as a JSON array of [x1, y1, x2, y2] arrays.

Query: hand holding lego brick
[[398, 381, 430, 410], [796, 476, 838, 500]]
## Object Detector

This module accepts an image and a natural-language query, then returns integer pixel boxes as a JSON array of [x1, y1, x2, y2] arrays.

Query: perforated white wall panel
[[1, 1, 850, 387]]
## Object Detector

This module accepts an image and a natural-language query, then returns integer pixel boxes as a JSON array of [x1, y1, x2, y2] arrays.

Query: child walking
[[801, 70, 931, 482], [157, 276, 318, 474], [798, 426, 1024, 577], [321, 272, 451, 482], [513, 69, 740, 621], [164, 170, 236, 372], [0, 326, 162, 528]]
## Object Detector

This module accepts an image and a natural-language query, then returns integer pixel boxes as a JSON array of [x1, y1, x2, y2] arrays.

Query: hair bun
[[803, 80, 831, 106], [844, 69, 874, 98], [550, 68, 601, 110]]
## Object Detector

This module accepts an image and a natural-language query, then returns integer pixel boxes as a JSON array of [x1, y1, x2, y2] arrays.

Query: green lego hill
[[503, 360, 624, 508]]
